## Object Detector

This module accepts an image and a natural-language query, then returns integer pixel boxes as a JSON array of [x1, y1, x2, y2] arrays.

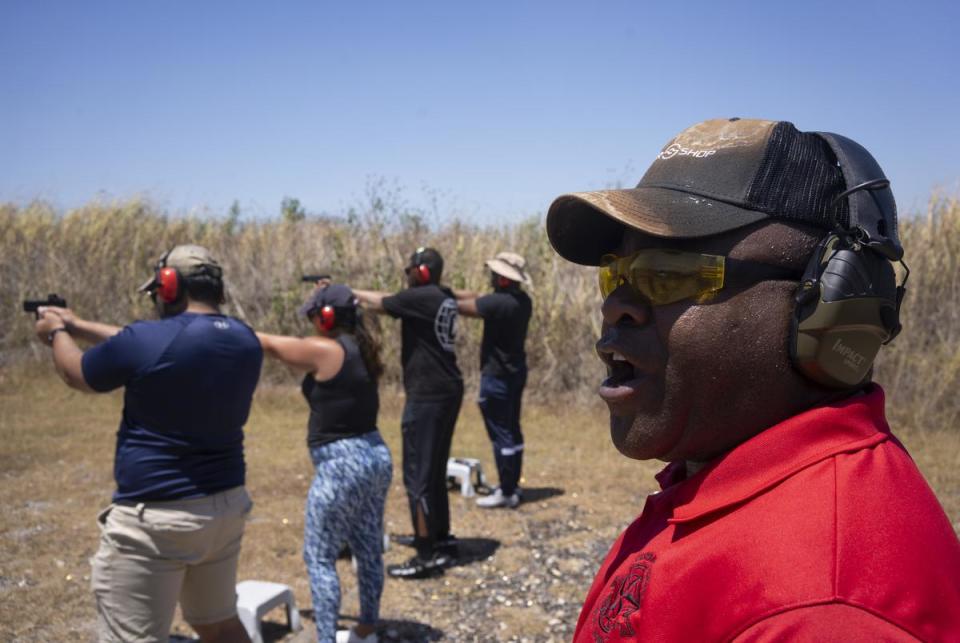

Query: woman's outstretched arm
[[256, 332, 345, 381]]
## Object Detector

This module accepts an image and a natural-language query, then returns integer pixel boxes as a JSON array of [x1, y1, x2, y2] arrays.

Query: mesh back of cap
[[746, 122, 849, 230]]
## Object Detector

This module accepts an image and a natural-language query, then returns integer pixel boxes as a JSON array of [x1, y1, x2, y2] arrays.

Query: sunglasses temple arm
[[723, 258, 804, 287]]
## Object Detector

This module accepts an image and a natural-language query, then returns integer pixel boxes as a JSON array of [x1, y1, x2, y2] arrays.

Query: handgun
[[301, 274, 332, 283], [23, 294, 68, 319]]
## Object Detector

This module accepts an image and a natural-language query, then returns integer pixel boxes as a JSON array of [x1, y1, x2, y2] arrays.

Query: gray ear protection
[[789, 133, 908, 388]]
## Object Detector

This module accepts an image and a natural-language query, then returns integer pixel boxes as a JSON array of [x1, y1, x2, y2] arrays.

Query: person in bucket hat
[[455, 252, 533, 509], [546, 118, 960, 641]]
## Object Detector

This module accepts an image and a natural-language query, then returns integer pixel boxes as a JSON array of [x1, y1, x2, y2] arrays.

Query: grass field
[[1, 365, 958, 642]]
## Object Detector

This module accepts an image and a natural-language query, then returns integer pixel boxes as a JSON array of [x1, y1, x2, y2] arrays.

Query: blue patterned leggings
[[304, 431, 393, 643]]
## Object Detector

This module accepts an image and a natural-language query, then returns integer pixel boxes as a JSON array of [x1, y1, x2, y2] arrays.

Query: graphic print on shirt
[[434, 298, 458, 352], [594, 553, 656, 640]]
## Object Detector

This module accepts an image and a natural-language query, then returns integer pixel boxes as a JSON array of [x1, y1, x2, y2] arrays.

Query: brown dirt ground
[[1, 367, 958, 642]]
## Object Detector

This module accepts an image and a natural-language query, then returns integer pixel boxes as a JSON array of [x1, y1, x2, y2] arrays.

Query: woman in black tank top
[[257, 284, 392, 643]]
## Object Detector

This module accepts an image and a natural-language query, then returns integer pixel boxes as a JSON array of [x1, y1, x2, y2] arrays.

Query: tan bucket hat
[[486, 251, 532, 287]]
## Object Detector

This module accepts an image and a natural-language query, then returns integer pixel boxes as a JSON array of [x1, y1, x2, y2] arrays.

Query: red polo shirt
[[574, 386, 960, 642]]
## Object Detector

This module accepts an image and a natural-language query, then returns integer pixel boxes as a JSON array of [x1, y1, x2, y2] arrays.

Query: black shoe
[[436, 534, 460, 555], [387, 553, 451, 579], [391, 533, 459, 550]]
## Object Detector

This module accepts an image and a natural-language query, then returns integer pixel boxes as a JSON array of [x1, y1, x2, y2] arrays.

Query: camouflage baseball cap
[[547, 118, 854, 265], [138, 244, 222, 292]]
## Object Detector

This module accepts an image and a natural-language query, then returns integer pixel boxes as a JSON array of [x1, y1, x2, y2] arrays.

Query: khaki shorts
[[91, 486, 253, 643]]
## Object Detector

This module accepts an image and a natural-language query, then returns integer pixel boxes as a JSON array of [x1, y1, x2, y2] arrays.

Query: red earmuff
[[320, 305, 336, 331], [497, 275, 512, 289], [417, 264, 431, 284], [157, 267, 180, 303]]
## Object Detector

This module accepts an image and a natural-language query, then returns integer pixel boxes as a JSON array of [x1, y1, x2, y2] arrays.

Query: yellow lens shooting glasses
[[599, 249, 801, 306]]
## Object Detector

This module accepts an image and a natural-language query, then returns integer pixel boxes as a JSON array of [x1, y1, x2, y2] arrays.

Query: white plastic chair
[[236, 580, 302, 643], [446, 457, 488, 497]]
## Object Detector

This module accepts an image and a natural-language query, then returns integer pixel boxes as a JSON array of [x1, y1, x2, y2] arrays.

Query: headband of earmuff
[[816, 132, 903, 261]]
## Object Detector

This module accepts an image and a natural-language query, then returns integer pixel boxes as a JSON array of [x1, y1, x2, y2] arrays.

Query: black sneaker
[[391, 533, 459, 550], [437, 534, 461, 555], [387, 553, 451, 579]]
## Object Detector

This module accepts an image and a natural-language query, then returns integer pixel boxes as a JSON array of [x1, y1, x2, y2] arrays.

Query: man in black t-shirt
[[455, 252, 532, 509], [354, 247, 464, 579]]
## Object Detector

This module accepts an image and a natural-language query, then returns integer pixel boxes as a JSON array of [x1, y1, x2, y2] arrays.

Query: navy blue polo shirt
[[81, 313, 263, 501]]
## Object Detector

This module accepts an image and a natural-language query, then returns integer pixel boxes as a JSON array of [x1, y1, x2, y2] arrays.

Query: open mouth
[[605, 351, 636, 386], [598, 350, 647, 402]]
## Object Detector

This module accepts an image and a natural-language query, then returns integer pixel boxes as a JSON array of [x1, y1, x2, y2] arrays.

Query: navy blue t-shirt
[[81, 313, 263, 501]]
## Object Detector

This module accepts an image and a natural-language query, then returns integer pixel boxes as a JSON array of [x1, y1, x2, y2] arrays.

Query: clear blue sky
[[2, 1, 957, 223]]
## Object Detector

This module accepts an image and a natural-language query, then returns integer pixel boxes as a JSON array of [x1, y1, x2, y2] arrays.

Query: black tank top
[[301, 334, 379, 448]]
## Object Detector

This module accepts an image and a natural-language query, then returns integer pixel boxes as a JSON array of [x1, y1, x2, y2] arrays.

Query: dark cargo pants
[[401, 389, 463, 556]]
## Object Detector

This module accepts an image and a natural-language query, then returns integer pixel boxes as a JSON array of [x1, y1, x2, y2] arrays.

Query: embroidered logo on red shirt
[[594, 553, 656, 640]]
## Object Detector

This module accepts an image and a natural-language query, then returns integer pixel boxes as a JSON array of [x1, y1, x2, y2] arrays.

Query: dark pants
[[401, 390, 463, 557], [478, 370, 527, 496]]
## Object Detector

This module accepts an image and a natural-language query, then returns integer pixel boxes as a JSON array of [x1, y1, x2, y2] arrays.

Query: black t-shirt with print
[[475, 288, 532, 377], [383, 284, 463, 399]]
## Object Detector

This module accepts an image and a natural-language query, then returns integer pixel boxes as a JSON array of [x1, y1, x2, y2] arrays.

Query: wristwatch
[[48, 327, 68, 344]]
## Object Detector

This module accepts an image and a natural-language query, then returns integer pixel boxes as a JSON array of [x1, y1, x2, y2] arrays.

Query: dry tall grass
[[875, 195, 960, 432], [1, 196, 602, 398], [2, 193, 958, 430]]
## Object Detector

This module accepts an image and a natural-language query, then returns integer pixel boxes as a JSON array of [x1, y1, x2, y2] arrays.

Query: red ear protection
[[157, 266, 181, 304], [319, 305, 336, 331], [416, 264, 431, 284], [497, 275, 512, 289]]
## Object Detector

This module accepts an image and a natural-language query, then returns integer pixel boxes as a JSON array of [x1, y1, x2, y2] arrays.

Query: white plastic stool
[[236, 580, 302, 643], [446, 457, 488, 498]]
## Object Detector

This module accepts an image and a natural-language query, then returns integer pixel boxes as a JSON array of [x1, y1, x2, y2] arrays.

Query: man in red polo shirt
[[546, 118, 960, 641]]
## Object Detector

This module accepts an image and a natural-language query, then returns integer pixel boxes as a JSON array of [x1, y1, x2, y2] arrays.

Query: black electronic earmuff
[[789, 133, 908, 389]]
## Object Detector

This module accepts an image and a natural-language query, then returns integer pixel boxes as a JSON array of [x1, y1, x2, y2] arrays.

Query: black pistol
[[23, 294, 68, 319], [301, 274, 332, 283]]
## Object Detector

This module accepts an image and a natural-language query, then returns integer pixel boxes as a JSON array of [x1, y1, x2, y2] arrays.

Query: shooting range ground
[[1, 369, 958, 641], [2, 192, 959, 640]]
